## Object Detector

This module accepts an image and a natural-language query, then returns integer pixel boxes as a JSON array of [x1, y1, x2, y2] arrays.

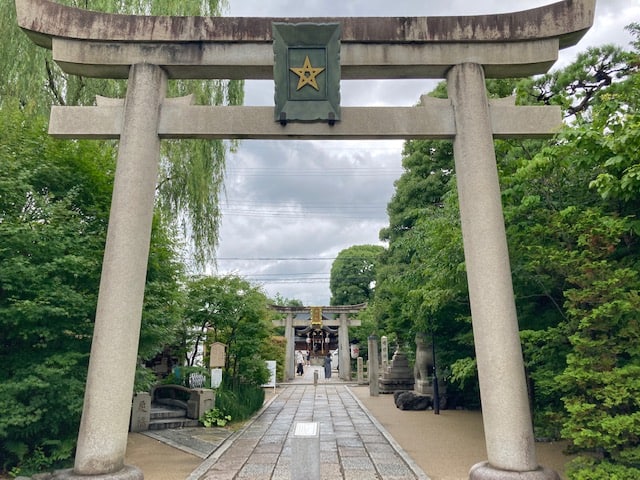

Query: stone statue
[[414, 332, 433, 394]]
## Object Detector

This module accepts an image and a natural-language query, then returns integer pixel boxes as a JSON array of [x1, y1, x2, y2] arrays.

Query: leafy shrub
[[567, 456, 640, 480], [134, 365, 158, 393], [214, 377, 265, 422], [0, 353, 87, 474], [200, 408, 232, 427]]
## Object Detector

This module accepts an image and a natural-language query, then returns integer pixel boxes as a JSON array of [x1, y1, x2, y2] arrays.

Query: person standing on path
[[296, 350, 304, 376], [324, 353, 332, 379]]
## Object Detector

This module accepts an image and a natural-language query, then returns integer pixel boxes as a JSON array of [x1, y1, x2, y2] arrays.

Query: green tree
[[374, 116, 457, 343], [139, 216, 186, 362], [0, 101, 111, 473], [181, 275, 272, 386], [527, 42, 640, 476], [2, 0, 244, 266], [500, 37, 640, 476], [0, 99, 186, 473], [371, 33, 640, 458], [329, 244, 384, 306]]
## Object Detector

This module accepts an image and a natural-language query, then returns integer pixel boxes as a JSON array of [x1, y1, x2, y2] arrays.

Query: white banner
[[262, 360, 277, 390]]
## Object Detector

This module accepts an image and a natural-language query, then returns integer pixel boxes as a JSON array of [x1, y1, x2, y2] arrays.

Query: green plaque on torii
[[273, 22, 341, 124]]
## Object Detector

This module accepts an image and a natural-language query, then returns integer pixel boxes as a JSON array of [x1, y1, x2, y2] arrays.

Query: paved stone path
[[188, 368, 428, 480], [144, 426, 233, 459]]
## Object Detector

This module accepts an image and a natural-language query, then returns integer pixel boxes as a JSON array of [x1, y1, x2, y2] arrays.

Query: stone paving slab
[[189, 384, 429, 480], [143, 426, 233, 459]]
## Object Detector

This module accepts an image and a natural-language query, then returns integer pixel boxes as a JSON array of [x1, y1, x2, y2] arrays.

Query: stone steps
[[149, 403, 200, 430]]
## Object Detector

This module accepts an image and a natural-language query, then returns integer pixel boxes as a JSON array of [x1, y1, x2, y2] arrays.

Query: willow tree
[[1, 0, 244, 266]]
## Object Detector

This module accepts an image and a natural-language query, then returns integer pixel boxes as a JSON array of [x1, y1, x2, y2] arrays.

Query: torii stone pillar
[[338, 313, 350, 381], [448, 63, 555, 478], [284, 312, 295, 381], [71, 63, 165, 479]]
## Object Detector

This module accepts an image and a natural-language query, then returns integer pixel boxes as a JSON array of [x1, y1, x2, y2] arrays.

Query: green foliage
[[2, 0, 244, 267], [181, 275, 272, 386], [0, 101, 186, 473], [0, 102, 111, 472], [214, 377, 265, 422], [134, 366, 159, 393], [0, 355, 86, 474], [566, 456, 640, 480], [517, 44, 635, 119], [449, 357, 476, 388], [330, 245, 384, 306], [200, 408, 232, 428], [258, 334, 286, 385], [139, 216, 186, 361], [505, 41, 640, 474], [559, 261, 640, 475], [368, 26, 640, 477], [373, 132, 460, 346]]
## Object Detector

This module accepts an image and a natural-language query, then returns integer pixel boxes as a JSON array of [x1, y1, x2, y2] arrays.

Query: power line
[[222, 200, 387, 208], [250, 278, 330, 284], [217, 256, 380, 261], [221, 210, 385, 220], [225, 167, 403, 177], [245, 272, 329, 277]]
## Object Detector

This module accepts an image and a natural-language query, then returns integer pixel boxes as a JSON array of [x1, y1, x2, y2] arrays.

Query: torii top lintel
[[16, 0, 595, 80], [269, 303, 367, 315]]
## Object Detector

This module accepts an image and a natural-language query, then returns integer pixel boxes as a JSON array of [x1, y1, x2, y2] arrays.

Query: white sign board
[[262, 360, 277, 390], [210, 368, 223, 389]]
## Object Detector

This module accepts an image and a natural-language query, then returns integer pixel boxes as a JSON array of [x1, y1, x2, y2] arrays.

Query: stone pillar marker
[[448, 63, 556, 479], [130, 392, 151, 433], [380, 335, 389, 372], [292, 422, 320, 480], [368, 335, 379, 397], [357, 357, 364, 384]]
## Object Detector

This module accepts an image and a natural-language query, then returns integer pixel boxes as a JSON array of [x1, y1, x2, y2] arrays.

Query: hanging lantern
[[324, 334, 330, 343], [350, 343, 360, 359]]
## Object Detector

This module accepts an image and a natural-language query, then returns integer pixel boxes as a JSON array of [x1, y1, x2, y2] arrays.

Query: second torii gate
[[16, 1, 595, 479], [270, 304, 364, 381]]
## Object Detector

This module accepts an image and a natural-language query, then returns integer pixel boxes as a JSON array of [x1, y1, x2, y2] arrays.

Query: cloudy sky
[[212, 0, 640, 306]]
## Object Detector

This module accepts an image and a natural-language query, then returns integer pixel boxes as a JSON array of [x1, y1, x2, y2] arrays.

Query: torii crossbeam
[[15, 1, 594, 479]]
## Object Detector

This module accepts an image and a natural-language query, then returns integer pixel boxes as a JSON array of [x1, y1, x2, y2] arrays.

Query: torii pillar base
[[470, 462, 560, 480], [52, 466, 143, 480]]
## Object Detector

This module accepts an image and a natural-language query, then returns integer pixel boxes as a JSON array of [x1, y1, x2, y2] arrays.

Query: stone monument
[[379, 347, 415, 394]]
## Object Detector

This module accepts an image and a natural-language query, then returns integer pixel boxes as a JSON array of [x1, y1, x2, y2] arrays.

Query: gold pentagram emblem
[[289, 55, 325, 91], [272, 22, 340, 123]]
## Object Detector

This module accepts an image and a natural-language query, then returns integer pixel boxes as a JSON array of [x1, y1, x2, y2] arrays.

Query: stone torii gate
[[16, 1, 594, 479], [270, 304, 364, 382]]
